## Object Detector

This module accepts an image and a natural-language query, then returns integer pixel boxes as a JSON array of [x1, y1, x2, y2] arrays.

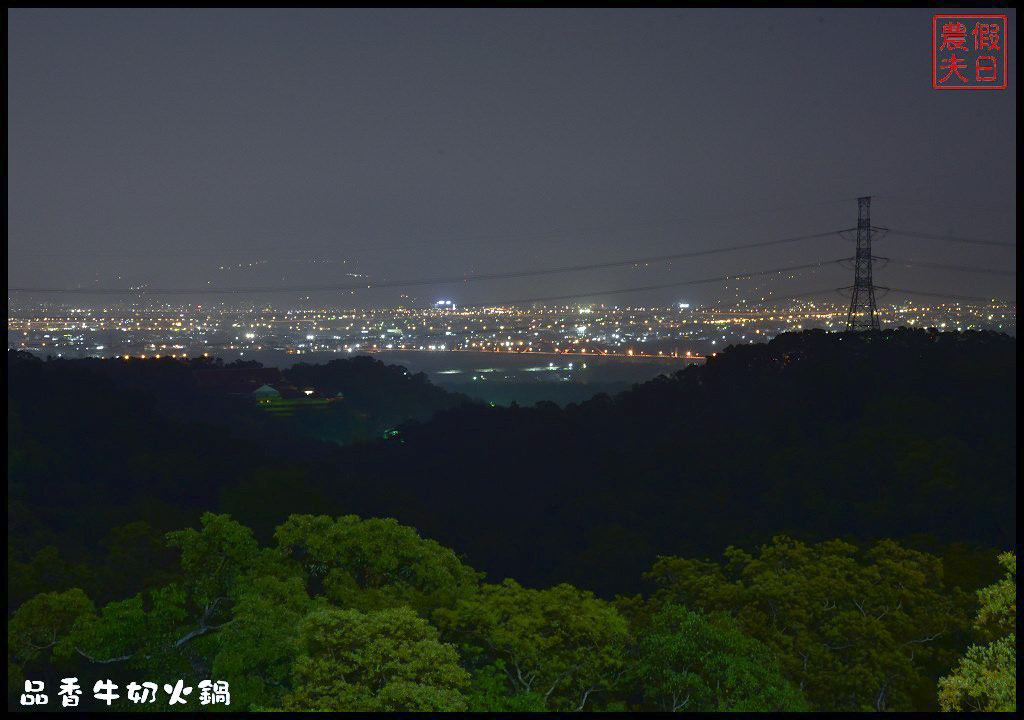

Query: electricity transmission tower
[[845, 196, 880, 331]]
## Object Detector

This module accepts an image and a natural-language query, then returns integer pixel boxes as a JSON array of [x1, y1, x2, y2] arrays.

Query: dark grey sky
[[7, 8, 1017, 308]]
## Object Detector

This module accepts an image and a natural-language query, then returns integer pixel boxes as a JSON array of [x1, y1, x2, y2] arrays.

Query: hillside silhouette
[[8, 328, 1015, 601]]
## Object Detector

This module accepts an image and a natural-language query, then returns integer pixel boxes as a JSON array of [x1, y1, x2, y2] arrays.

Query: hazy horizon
[[8, 8, 1017, 308]]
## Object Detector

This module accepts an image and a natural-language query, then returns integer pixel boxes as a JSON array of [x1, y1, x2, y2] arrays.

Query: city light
[[6, 299, 1013, 362]]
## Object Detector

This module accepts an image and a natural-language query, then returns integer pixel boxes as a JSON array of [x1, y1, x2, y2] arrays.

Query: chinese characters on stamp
[[933, 15, 1008, 89]]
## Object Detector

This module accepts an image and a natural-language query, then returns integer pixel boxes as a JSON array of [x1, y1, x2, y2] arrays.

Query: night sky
[[7, 8, 1017, 307]]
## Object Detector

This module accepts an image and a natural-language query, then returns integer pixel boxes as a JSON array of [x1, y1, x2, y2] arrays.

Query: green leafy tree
[[434, 579, 632, 711], [67, 583, 199, 686], [8, 514, 297, 709], [646, 536, 968, 711], [635, 603, 808, 711], [8, 588, 94, 691], [8, 584, 198, 704], [938, 551, 1015, 712], [280, 606, 469, 711], [210, 575, 312, 710], [8, 513, 484, 710], [273, 514, 482, 612], [974, 552, 1016, 639], [165, 512, 273, 611], [462, 660, 548, 712]]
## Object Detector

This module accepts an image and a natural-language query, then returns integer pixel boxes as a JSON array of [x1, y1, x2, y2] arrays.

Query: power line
[[460, 259, 844, 307], [8, 230, 848, 295], [870, 196, 1016, 215], [8, 197, 858, 258], [717, 288, 847, 307], [882, 288, 1015, 304], [885, 259, 1015, 276], [883, 229, 1015, 248]]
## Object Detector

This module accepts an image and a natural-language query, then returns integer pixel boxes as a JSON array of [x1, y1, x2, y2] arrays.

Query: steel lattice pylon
[[846, 196, 880, 331]]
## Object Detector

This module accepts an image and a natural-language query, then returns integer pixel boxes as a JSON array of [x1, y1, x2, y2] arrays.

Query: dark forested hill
[[7, 328, 1016, 601], [323, 329, 1016, 593]]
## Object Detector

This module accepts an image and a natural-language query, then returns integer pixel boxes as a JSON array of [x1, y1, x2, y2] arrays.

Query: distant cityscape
[[8, 298, 1016, 363]]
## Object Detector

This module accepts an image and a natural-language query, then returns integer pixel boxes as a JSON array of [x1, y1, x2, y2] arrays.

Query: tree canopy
[[938, 551, 1016, 712], [434, 579, 633, 711], [633, 603, 808, 711], [9, 514, 1003, 712], [280, 606, 469, 712], [645, 535, 970, 711]]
